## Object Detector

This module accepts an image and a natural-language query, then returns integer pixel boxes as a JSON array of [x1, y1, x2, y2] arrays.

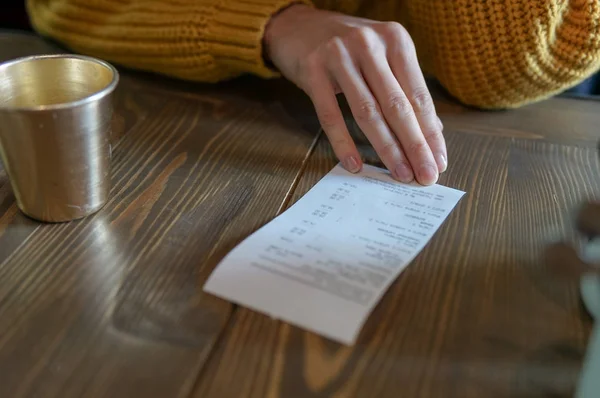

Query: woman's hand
[[264, 4, 446, 185]]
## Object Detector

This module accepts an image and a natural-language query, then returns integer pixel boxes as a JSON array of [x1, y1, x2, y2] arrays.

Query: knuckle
[[410, 88, 434, 115], [304, 52, 323, 72], [379, 141, 399, 159], [349, 27, 380, 52], [382, 21, 407, 36], [407, 140, 429, 155], [423, 128, 443, 142], [324, 37, 345, 55], [385, 22, 414, 51], [318, 109, 342, 130], [386, 92, 413, 117], [324, 37, 346, 68], [355, 100, 381, 123]]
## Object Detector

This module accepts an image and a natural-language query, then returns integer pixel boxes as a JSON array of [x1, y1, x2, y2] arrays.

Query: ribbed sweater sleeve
[[26, 0, 600, 109], [402, 0, 600, 109], [26, 0, 312, 82]]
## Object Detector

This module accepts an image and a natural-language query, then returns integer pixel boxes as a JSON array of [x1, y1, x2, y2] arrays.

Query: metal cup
[[0, 54, 119, 222]]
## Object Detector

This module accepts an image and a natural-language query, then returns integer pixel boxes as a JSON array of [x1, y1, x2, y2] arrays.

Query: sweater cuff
[[208, 0, 313, 78]]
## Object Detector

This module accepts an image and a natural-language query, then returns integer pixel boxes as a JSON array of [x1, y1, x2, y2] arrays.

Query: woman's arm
[[403, 0, 600, 109], [26, 0, 312, 82], [26, 0, 448, 187]]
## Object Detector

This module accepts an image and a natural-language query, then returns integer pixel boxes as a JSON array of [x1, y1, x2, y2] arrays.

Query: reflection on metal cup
[[0, 54, 119, 222]]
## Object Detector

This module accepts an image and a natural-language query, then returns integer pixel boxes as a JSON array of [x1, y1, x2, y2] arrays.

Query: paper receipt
[[204, 163, 465, 345]]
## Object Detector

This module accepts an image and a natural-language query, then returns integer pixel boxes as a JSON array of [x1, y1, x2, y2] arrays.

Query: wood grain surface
[[1, 31, 598, 398], [192, 93, 598, 398], [0, 32, 320, 397]]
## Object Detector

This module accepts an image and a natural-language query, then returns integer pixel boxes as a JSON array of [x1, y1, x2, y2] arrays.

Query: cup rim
[[0, 53, 120, 112]]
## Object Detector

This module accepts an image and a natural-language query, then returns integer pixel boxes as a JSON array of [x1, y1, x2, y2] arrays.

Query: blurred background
[[3, 0, 31, 31]]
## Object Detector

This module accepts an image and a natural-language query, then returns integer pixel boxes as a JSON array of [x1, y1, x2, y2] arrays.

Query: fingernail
[[394, 163, 414, 183], [418, 164, 438, 185], [344, 156, 361, 173], [437, 154, 448, 173]]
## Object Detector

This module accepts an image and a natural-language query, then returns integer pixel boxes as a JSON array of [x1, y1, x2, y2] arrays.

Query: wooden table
[[0, 31, 597, 398]]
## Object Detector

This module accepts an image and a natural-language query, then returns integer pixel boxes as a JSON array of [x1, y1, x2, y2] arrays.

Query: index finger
[[304, 58, 363, 174]]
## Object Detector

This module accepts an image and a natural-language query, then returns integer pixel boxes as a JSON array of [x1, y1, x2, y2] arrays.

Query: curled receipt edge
[[204, 163, 466, 345]]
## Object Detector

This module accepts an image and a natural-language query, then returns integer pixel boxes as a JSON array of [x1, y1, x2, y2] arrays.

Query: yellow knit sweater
[[26, 0, 600, 109]]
